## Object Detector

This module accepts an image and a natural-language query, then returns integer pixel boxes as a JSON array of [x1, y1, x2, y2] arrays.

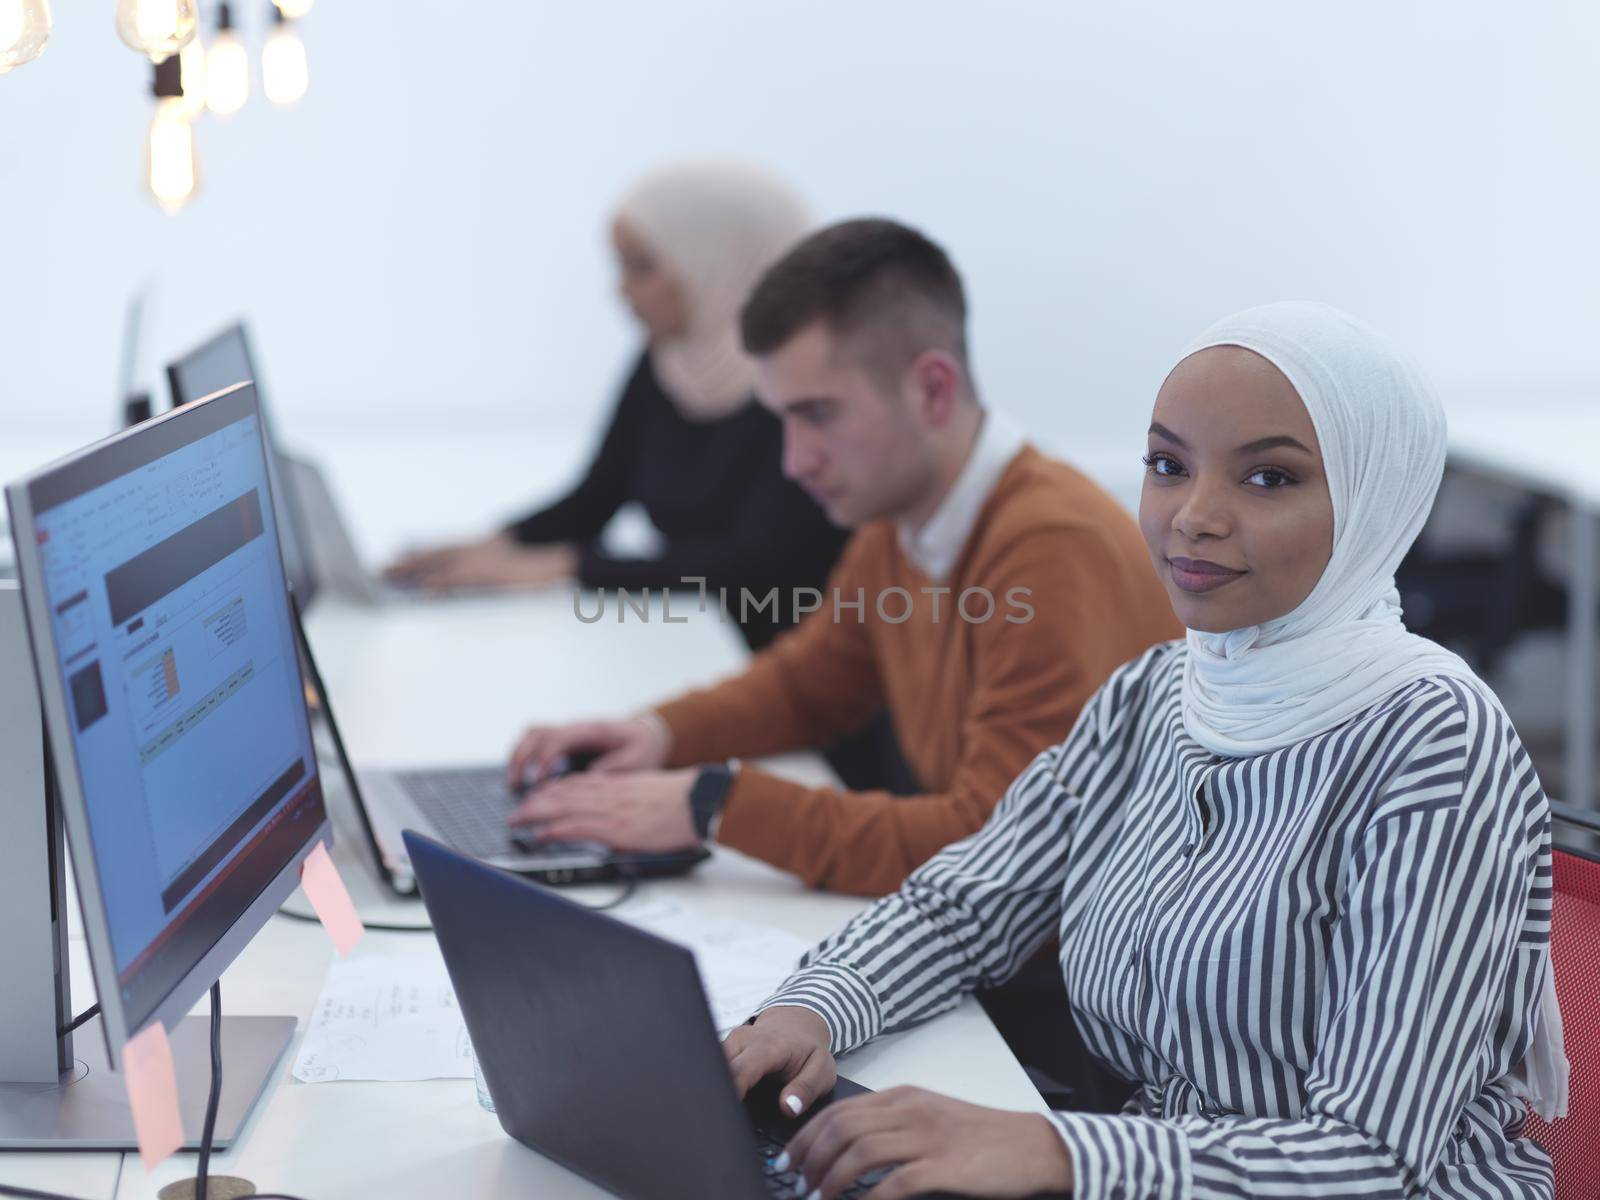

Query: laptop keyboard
[[752, 1124, 890, 1198], [394, 767, 597, 860]]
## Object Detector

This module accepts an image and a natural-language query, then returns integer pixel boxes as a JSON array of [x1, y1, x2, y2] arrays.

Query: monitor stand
[[0, 581, 295, 1151], [0, 1014, 294, 1152]]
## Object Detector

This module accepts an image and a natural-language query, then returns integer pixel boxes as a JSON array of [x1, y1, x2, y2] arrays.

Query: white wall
[[2, 0, 1597, 471]]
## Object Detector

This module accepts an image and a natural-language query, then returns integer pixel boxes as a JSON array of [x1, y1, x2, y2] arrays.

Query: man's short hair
[[740, 218, 970, 387]]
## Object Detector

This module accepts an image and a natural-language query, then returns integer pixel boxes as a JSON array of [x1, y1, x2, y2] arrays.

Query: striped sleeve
[[1050, 681, 1549, 1200], [754, 679, 1109, 1052]]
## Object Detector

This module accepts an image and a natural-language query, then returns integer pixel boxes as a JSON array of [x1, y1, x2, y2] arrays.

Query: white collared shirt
[[897, 409, 1027, 582]]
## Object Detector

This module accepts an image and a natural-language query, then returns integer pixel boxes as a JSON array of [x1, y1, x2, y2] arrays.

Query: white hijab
[[614, 160, 810, 422], [1177, 301, 1567, 1121]]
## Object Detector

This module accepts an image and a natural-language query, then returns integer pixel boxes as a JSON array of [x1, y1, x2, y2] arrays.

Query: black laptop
[[402, 831, 925, 1198]]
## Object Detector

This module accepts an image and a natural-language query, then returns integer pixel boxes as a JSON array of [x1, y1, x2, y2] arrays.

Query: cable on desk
[[193, 980, 314, 1200], [0, 1183, 91, 1200], [195, 981, 223, 1199], [273, 873, 639, 929], [0, 986, 314, 1200], [57, 1003, 100, 1037], [274, 903, 432, 932], [578, 875, 639, 911]]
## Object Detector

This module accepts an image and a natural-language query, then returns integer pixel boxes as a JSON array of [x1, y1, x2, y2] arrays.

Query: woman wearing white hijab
[[719, 303, 1562, 1199], [385, 161, 844, 650]]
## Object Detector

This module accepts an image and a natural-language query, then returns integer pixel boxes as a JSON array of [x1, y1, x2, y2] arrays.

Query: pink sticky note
[[122, 1021, 184, 1171], [301, 841, 364, 956]]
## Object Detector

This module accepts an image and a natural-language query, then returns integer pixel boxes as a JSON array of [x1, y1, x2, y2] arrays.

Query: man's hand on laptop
[[722, 1006, 836, 1119], [506, 768, 698, 850], [507, 714, 672, 787]]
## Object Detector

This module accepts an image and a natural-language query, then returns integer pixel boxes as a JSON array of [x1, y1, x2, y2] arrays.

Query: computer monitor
[[166, 323, 319, 608], [4, 382, 330, 1066]]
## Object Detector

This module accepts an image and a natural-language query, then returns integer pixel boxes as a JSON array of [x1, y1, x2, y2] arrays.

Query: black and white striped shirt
[[761, 642, 1555, 1199]]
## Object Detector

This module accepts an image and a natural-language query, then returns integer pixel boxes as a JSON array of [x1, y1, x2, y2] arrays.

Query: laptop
[[282, 452, 405, 607], [165, 323, 323, 610], [290, 596, 707, 895], [286, 452, 533, 608], [403, 830, 930, 1199], [166, 322, 440, 609]]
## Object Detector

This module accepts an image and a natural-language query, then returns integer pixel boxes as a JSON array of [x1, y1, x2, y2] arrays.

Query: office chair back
[[1521, 803, 1600, 1200]]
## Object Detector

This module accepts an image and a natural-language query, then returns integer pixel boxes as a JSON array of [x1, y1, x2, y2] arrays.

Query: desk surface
[[2, 592, 1041, 1200]]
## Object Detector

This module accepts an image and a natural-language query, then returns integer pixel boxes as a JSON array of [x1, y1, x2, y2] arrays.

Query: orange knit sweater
[[654, 446, 1181, 895]]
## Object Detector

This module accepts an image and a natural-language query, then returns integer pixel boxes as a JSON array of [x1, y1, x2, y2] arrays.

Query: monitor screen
[[7, 384, 326, 1040], [166, 324, 318, 608]]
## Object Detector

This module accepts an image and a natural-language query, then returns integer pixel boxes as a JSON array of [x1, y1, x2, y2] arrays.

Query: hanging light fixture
[[206, 1, 248, 115], [0, 0, 51, 74], [114, 0, 197, 63], [176, 21, 206, 115], [273, 0, 312, 17], [261, 4, 306, 106], [147, 54, 199, 213]]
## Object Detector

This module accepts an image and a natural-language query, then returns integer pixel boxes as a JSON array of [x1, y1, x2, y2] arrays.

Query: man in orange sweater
[[507, 218, 1179, 897]]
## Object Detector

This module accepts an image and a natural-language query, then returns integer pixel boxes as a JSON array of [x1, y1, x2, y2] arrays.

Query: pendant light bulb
[[115, 0, 197, 63], [147, 60, 199, 214], [176, 28, 206, 116], [262, 8, 307, 106], [206, 3, 248, 115], [274, 0, 313, 17], [0, 0, 51, 73]]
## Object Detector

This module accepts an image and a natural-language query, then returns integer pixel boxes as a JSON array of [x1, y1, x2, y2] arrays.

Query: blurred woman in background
[[385, 160, 845, 652]]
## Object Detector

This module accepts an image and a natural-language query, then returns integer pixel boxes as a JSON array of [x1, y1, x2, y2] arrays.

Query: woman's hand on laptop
[[383, 533, 515, 586], [507, 714, 672, 787], [778, 1087, 1075, 1200], [384, 534, 577, 593], [723, 1007, 836, 1119]]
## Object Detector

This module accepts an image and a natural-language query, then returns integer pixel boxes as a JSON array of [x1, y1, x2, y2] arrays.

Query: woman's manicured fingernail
[[772, 1151, 789, 1171], [793, 1176, 807, 1195], [806, 1190, 820, 1200], [784, 1094, 803, 1115]]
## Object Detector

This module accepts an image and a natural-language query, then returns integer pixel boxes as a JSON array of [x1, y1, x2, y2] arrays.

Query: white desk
[[1446, 392, 1598, 809], [0, 591, 1039, 1199]]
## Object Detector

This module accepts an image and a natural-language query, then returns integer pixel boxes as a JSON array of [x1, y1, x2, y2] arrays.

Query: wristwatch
[[689, 760, 739, 841]]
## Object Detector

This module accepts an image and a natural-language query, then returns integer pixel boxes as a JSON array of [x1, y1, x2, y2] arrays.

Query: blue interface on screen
[[31, 412, 317, 982]]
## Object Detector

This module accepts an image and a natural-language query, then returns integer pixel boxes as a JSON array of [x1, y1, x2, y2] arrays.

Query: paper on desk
[[611, 898, 811, 1032], [291, 901, 813, 1084], [292, 950, 473, 1083]]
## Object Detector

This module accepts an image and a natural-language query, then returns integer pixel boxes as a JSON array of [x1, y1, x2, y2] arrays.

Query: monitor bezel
[[3, 382, 331, 1068]]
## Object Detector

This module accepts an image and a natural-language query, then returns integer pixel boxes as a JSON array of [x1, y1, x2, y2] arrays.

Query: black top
[[505, 354, 847, 650]]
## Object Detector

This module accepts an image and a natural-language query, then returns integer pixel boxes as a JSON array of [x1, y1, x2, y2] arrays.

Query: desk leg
[[1567, 506, 1597, 811]]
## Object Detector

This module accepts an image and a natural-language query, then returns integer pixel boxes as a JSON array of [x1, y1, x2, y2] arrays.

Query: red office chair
[[1521, 801, 1600, 1199]]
